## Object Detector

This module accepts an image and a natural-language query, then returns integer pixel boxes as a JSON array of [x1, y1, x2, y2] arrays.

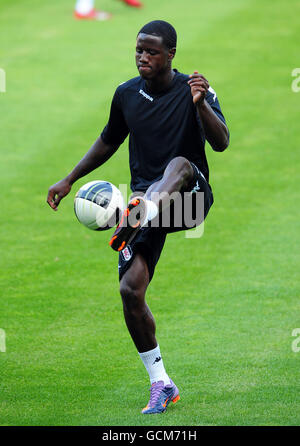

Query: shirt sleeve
[[101, 87, 129, 146], [205, 86, 227, 125]]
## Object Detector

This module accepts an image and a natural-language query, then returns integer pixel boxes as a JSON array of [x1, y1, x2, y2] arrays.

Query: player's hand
[[188, 71, 209, 105], [47, 178, 72, 211]]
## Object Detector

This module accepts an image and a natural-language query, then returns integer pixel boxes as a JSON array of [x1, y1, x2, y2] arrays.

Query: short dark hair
[[137, 20, 177, 49]]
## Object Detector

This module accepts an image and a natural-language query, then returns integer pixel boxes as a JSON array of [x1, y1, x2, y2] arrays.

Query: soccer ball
[[74, 180, 125, 231]]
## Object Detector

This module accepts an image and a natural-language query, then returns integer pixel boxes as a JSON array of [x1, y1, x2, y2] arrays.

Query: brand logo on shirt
[[139, 89, 153, 102]]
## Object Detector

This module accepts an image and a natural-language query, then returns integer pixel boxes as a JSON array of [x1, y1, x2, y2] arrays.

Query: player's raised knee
[[167, 156, 194, 183]]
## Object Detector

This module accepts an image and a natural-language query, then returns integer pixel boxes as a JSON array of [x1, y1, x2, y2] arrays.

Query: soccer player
[[47, 20, 229, 414], [74, 0, 142, 21]]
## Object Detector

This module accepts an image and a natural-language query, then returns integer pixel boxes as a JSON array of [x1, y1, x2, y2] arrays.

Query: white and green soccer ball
[[74, 180, 125, 231]]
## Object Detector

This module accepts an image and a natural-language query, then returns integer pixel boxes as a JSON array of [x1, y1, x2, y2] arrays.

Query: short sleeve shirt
[[101, 70, 227, 192]]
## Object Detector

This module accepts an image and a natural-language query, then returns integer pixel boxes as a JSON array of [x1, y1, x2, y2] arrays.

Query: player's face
[[136, 33, 173, 80]]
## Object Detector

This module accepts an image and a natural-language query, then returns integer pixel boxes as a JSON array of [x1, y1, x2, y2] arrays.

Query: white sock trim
[[139, 345, 171, 385], [141, 199, 158, 227]]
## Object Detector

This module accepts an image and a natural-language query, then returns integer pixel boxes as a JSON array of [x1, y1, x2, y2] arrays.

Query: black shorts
[[118, 162, 214, 282]]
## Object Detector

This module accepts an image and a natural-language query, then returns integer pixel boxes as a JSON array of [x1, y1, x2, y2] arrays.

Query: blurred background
[[0, 0, 299, 426]]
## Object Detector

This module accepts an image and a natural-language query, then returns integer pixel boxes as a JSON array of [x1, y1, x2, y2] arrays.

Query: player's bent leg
[[109, 157, 194, 251], [145, 156, 194, 211]]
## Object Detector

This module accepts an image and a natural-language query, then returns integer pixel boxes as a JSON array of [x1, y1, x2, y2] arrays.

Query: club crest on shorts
[[122, 246, 133, 261]]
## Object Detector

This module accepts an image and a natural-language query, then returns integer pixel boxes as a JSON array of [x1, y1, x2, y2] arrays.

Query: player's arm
[[188, 71, 229, 152], [47, 137, 119, 211], [47, 86, 129, 211]]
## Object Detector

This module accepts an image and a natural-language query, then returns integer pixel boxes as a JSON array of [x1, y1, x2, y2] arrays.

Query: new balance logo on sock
[[152, 356, 162, 365]]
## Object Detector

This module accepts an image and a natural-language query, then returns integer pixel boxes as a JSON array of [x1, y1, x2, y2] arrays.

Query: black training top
[[101, 70, 227, 193]]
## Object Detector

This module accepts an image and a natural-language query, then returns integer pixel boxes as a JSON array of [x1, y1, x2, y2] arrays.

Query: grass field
[[1, 0, 300, 426]]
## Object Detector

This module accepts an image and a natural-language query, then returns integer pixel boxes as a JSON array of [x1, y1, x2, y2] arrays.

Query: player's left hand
[[188, 71, 209, 105]]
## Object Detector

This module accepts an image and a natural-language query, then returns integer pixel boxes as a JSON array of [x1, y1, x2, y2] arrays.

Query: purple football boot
[[142, 379, 180, 414]]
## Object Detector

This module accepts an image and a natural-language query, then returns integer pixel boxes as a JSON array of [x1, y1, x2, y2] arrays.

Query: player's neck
[[145, 69, 175, 94]]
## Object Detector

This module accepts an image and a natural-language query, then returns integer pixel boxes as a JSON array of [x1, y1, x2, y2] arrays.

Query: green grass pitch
[[0, 0, 300, 426]]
